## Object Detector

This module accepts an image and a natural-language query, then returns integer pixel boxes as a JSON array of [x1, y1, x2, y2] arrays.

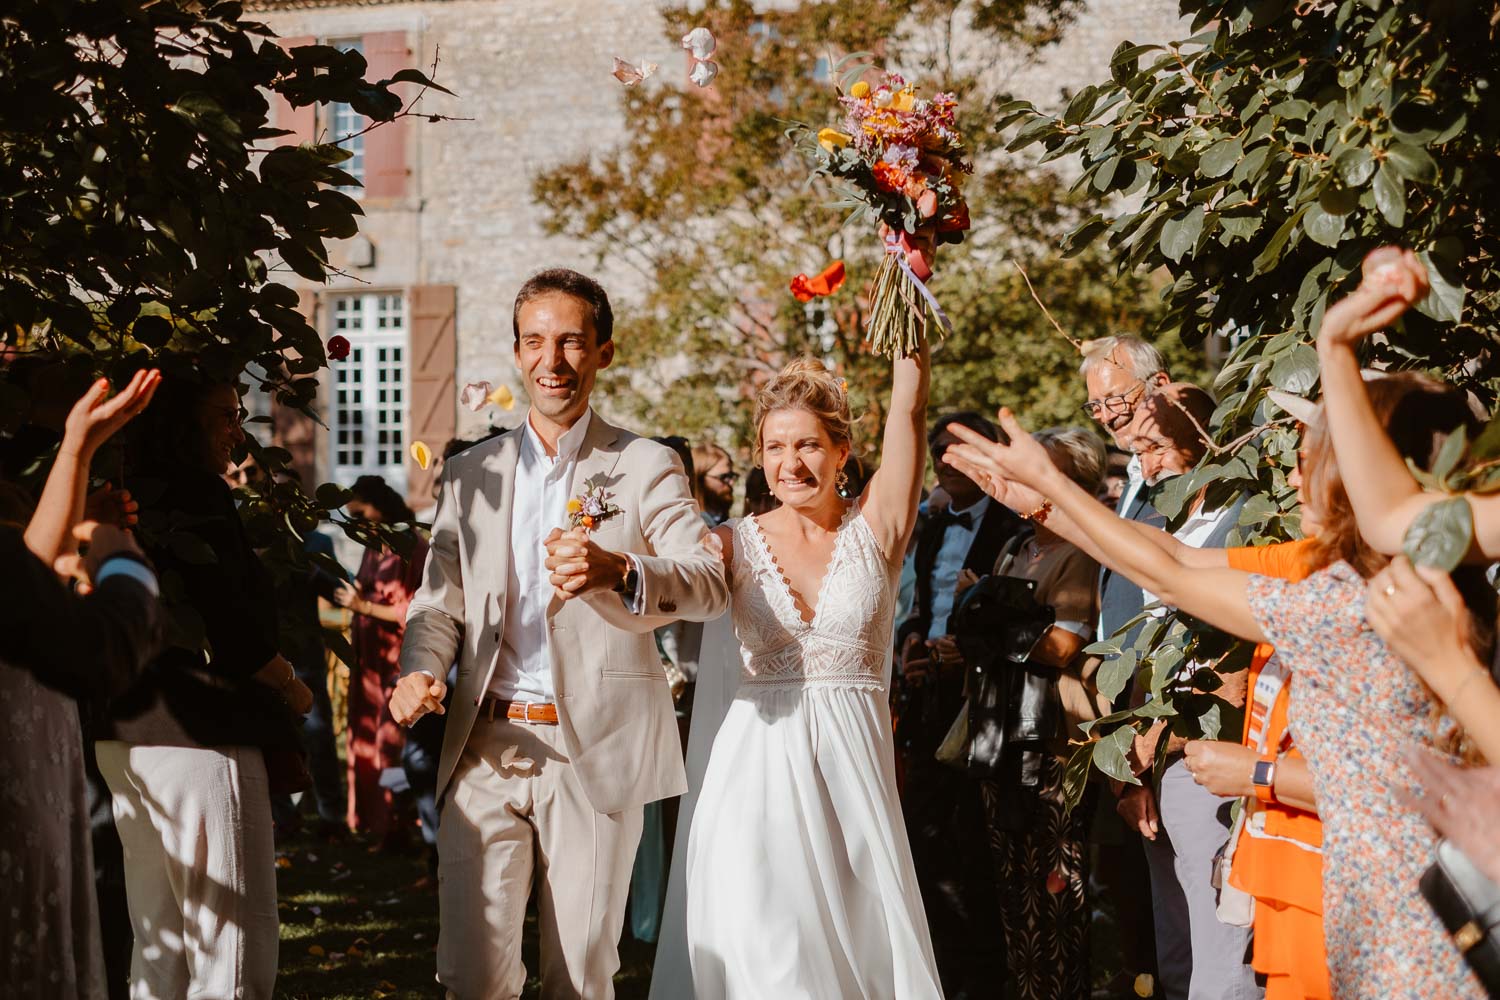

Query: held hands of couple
[[543, 526, 629, 602], [390, 671, 448, 728]]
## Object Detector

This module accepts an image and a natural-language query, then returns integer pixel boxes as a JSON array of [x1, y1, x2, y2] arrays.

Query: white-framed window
[[329, 292, 408, 494], [329, 38, 365, 194]]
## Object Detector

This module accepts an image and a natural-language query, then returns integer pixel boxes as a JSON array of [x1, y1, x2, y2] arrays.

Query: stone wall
[[251, 0, 1186, 450]]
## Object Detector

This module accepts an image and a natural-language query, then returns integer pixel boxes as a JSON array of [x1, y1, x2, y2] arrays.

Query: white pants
[[95, 742, 278, 1000]]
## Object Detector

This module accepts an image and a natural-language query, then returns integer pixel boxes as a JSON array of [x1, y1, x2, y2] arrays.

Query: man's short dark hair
[[512, 268, 614, 347], [929, 410, 997, 447]]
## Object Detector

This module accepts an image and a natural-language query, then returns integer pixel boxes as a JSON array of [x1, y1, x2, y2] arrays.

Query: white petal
[[689, 59, 719, 88], [611, 57, 657, 86], [681, 26, 717, 61], [460, 380, 491, 412]]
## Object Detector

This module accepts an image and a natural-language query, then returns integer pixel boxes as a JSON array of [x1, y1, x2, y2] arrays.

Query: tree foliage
[[532, 0, 1180, 461], [0, 0, 448, 653], [1003, 0, 1500, 791]]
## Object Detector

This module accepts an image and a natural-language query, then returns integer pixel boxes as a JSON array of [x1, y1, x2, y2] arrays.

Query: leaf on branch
[[1403, 495, 1473, 572], [1372, 160, 1406, 227], [1412, 250, 1465, 324], [1335, 146, 1376, 187], [383, 68, 456, 96], [1092, 725, 1140, 785], [1384, 141, 1438, 185]]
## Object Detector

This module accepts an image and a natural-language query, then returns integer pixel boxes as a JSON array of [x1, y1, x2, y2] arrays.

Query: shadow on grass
[[275, 834, 655, 999]]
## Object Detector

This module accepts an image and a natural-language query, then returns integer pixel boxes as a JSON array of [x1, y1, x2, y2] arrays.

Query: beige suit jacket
[[398, 415, 729, 815]]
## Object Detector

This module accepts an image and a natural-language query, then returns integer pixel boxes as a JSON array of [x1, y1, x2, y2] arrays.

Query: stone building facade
[[248, 0, 1184, 505]]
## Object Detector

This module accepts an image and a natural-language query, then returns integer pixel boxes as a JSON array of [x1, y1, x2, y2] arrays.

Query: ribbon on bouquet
[[883, 230, 953, 338]]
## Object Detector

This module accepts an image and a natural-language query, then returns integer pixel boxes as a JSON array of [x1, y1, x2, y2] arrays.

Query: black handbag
[[1420, 838, 1500, 996], [948, 534, 1058, 792]]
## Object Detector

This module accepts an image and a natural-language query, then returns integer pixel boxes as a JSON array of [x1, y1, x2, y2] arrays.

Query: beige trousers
[[436, 716, 644, 1000], [95, 742, 278, 1000]]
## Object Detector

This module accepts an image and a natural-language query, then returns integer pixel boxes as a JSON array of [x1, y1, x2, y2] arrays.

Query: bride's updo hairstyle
[[753, 358, 852, 462]]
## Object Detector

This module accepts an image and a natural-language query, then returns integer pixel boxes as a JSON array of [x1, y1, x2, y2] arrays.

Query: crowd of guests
[[3, 248, 1499, 999]]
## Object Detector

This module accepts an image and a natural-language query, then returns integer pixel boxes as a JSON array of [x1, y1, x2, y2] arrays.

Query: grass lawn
[[274, 831, 656, 999]]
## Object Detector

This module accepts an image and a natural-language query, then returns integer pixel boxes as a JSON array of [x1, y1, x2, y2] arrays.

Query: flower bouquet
[[794, 67, 972, 357]]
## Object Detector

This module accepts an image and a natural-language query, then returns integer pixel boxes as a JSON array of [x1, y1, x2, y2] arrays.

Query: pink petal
[[460, 380, 491, 412]]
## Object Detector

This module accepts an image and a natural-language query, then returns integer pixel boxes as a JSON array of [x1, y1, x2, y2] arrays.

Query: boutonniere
[[567, 475, 623, 532]]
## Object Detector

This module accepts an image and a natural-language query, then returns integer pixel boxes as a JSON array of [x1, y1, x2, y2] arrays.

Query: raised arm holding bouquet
[[795, 69, 971, 357]]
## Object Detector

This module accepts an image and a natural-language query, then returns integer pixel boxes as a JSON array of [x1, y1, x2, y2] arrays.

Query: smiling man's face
[[514, 291, 613, 435]]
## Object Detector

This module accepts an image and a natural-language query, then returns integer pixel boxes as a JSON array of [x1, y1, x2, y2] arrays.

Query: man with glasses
[[1078, 336, 1172, 996]]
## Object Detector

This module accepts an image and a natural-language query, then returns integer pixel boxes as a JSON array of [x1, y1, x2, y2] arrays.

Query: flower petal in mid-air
[[611, 57, 658, 86], [681, 26, 717, 61]]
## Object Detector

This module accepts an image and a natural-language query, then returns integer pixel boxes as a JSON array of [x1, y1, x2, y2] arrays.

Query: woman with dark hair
[[943, 366, 1492, 997], [333, 474, 427, 844], [97, 376, 311, 1000]]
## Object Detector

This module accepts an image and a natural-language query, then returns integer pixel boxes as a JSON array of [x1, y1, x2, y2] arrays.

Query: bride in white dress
[[652, 346, 942, 999]]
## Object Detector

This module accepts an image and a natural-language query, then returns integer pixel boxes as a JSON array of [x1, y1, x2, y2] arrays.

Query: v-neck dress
[[682, 509, 943, 999]]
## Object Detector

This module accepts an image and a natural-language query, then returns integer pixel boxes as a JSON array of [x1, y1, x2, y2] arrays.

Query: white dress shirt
[[489, 409, 594, 703], [926, 495, 991, 641]]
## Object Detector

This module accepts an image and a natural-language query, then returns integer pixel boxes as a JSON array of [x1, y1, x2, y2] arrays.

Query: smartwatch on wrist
[[1252, 755, 1278, 803]]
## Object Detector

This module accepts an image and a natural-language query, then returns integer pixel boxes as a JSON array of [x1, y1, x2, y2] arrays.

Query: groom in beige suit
[[390, 268, 729, 1000]]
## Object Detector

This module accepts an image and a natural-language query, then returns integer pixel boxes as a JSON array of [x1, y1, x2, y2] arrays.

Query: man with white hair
[[1084, 359, 1259, 1000]]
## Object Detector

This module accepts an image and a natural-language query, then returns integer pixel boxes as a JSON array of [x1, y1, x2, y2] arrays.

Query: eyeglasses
[[708, 471, 739, 485], [1082, 382, 1148, 422], [204, 404, 244, 429]]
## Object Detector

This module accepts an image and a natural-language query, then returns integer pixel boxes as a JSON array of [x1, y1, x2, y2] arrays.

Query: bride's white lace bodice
[[728, 507, 897, 692]]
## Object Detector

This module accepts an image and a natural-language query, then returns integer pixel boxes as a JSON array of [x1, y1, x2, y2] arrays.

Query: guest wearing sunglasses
[[691, 440, 737, 526]]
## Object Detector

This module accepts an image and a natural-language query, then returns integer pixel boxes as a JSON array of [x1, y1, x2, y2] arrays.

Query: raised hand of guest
[[27, 370, 161, 567], [1315, 247, 1428, 352], [942, 408, 1057, 493], [62, 368, 163, 461]]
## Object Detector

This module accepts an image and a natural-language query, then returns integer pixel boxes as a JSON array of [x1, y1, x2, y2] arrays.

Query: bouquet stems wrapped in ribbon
[[794, 68, 972, 358]]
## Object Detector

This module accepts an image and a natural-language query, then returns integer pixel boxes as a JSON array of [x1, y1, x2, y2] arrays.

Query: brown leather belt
[[480, 697, 559, 725]]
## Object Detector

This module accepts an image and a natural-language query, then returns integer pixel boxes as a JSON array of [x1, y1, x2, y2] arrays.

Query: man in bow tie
[[389, 268, 729, 999], [894, 410, 1024, 998]]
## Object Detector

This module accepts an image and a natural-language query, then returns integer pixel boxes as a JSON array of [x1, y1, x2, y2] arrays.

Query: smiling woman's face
[[759, 408, 847, 508]]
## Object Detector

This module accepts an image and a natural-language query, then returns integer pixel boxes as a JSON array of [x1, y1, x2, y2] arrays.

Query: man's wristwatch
[[613, 560, 639, 597], [1252, 755, 1278, 803]]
